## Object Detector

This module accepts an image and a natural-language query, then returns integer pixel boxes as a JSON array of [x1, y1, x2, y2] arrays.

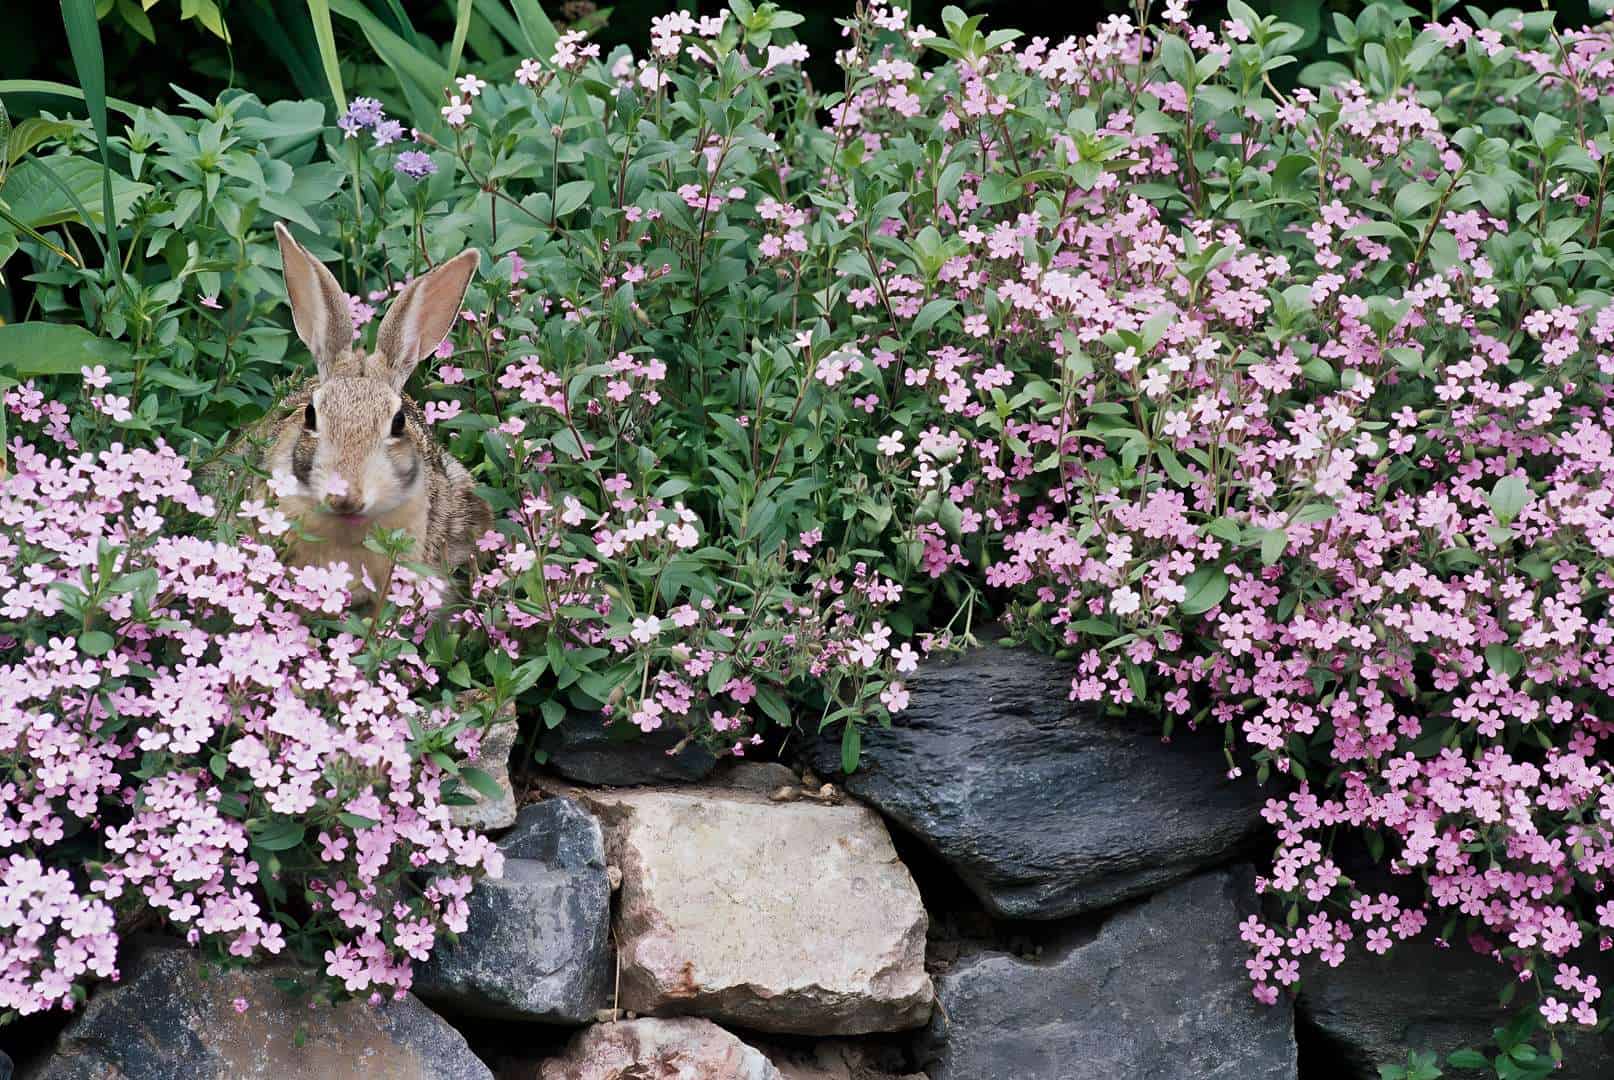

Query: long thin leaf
[[0, 79, 141, 116], [508, 0, 560, 57], [58, 0, 120, 274], [24, 155, 110, 262], [380, 0, 423, 48], [235, 0, 326, 100], [0, 203, 81, 266], [329, 0, 449, 128], [470, 0, 528, 54], [307, 0, 348, 113], [446, 0, 474, 82]]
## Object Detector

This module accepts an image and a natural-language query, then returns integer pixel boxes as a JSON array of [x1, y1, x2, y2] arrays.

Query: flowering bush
[[0, 438, 508, 1017], [12, 0, 1614, 1068]]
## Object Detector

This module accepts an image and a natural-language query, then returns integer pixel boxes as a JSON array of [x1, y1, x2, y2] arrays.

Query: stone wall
[[15, 644, 1612, 1079]]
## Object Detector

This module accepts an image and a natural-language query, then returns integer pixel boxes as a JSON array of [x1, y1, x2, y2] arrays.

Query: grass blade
[[235, 0, 327, 100], [0, 79, 140, 116], [58, 0, 120, 273], [446, 0, 474, 82], [307, 0, 348, 113], [508, 0, 560, 57], [0, 202, 82, 266], [380, 0, 423, 48], [470, 0, 528, 54], [330, 0, 449, 127]]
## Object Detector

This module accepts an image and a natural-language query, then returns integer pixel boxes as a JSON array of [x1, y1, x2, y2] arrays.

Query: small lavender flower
[[373, 119, 405, 147], [394, 150, 437, 179], [348, 96, 385, 127]]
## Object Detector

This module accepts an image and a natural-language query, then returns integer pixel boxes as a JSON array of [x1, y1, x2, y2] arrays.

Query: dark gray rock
[[1, 1050, 12, 1080], [416, 797, 613, 1023], [540, 713, 716, 786], [1301, 935, 1614, 1078], [28, 947, 490, 1080], [919, 869, 1297, 1080], [806, 643, 1266, 919]]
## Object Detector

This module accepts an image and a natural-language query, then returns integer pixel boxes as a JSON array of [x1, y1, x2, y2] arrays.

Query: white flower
[[455, 75, 487, 97], [442, 95, 472, 127], [1111, 587, 1140, 616], [268, 470, 300, 498], [630, 615, 663, 644]]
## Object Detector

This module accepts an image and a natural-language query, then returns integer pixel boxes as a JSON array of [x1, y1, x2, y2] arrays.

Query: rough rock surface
[[539, 1018, 780, 1080], [29, 948, 490, 1080], [558, 783, 933, 1034], [417, 798, 613, 1022], [1301, 936, 1614, 1079], [717, 760, 800, 794], [540, 714, 716, 786], [807, 642, 1266, 919], [919, 869, 1297, 1080], [761, 1040, 925, 1080], [448, 705, 519, 831]]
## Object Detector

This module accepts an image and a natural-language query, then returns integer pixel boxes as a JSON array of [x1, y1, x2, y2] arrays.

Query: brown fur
[[254, 223, 491, 603]]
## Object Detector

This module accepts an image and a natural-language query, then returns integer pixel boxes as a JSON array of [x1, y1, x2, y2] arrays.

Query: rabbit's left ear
[[275, 222, 352, 381], [374, 249, 480, 390]]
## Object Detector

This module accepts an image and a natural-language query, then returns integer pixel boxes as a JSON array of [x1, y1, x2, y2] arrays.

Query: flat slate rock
[[417, 797, 613, 1023], [29, 947, 490, 1080], [919, 868, 1297, 1080], [1301, 935, 1614, 1079], [560, 783, 933, 1035], [540, 714, 716, 786], [807, 642, 1267, 919], [539, 1018, 781, 1080]]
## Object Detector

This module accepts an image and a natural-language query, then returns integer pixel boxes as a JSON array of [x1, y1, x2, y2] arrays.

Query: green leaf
[[445, 0, 475, 82], [1261, 528, 1287, 565], [1, 156, 150, 230], [841, 722, 861, 774], [59, 0, 120, 270], [508, 0, 561, 57], [1485, 644, 1523, 679], [460, 766, 506, 801], [306, 0, 347, 112], [1180, 565, 1229, 616], [0, 322, 130, 378], [912, 298, 957, 334], [0, 80, 139, 117], [1489, 476, 1529, 523], [1447, 1049, 1488, 1069], [554, 179, 595, 218], [78, 630, 114, 656], [338, 811, 378, 830], [250, 819, 306, 851]]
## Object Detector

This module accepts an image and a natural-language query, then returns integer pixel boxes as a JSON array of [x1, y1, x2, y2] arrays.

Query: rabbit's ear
[[275, 222, 351, 380], [373, 249, 479, 390]]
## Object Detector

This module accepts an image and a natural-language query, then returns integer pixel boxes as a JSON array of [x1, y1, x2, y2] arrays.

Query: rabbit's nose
[[325, 492, 364, 516]]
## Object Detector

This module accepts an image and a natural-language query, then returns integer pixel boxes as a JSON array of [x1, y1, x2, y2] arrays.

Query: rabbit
[[258, 221, 493, 605]]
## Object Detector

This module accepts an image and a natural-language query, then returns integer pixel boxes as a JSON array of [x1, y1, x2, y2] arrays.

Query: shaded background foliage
[[6, 0, 1596, 121], [2, 0, 1593, 327]]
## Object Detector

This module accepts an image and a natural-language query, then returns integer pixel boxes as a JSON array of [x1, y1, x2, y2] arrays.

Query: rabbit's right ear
[[275, 222, 350, 380]]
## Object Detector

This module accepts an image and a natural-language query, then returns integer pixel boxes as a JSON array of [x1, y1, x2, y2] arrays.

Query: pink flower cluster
[[0, 437, 502, 1015]]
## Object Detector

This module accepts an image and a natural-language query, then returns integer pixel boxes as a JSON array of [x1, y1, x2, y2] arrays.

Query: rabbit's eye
[[390, 408, 406, 438], [303, 403, 316, 431]]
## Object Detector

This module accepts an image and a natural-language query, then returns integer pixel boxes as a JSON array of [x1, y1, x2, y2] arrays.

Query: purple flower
[[373, 119, 405, 147], [394, 150, 437, 179], [347, 96, 384, 127]]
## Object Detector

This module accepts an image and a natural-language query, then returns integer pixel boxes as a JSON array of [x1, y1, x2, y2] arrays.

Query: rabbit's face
[[292, 374, 424, 524]]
